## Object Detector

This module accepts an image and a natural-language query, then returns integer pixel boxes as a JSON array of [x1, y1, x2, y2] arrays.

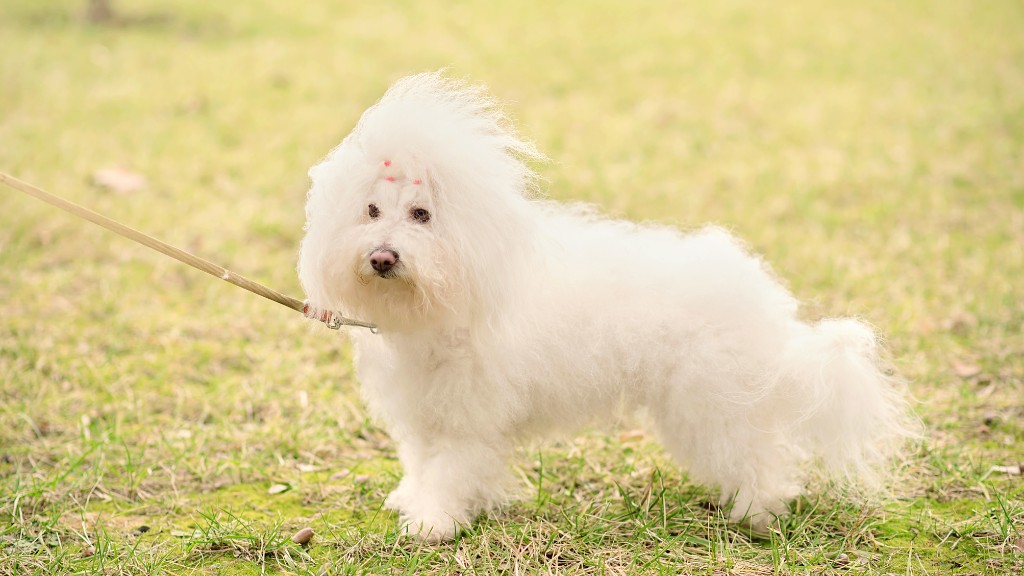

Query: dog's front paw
[[722, 493, 789, 538], [399, 512, 461, 544], [386, 480, 464, 543], [385, 485, 412, 514], [737, 510, 786, 539]]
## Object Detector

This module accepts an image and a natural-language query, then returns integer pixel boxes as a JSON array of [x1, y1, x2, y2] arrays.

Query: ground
[[1, 0, 1022, 574]]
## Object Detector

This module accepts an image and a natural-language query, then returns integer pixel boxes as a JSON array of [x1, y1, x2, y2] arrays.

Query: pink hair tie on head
[[383, 160, 392, 167], [386, 176, 396, 182], [413, 179, 422, 185]]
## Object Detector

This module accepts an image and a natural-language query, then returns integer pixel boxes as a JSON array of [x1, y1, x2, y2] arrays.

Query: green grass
[[1, 0, 1022, 573]]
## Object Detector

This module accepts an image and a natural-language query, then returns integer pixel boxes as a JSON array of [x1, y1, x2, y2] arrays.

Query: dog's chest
[[415, 328, 474, 371]]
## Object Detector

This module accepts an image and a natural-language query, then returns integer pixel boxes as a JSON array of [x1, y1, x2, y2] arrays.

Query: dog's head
[[298, 72, 542, 332]]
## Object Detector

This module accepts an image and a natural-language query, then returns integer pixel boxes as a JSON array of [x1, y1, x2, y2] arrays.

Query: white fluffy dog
[[298, 72, 912, 542]]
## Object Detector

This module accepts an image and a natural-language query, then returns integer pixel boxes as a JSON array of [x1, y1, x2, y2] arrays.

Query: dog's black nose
[[370, 249, 399, 274]]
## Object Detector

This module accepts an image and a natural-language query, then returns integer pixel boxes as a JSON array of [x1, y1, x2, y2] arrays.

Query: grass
[[1, 0, 1022, 573]]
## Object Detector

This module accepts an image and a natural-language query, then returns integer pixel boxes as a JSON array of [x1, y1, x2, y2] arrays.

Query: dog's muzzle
[[369, 248, 399, 277]]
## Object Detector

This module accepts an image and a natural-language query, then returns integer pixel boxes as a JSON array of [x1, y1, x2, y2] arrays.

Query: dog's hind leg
[[651, 370, 804, 534], [708, 433, 804, 534]]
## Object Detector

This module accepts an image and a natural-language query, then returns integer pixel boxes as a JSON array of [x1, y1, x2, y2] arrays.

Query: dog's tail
[[776, 319, 917, 487]]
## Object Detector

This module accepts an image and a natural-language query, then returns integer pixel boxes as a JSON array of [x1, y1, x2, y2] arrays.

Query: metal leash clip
[[302, 302, 378, 333], [323, 312, 344, 330]]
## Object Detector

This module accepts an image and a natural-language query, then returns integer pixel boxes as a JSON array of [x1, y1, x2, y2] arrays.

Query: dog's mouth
[[356, 266, 409, 285]]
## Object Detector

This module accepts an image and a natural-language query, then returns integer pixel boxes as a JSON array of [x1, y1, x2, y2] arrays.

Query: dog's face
[[299, 156, 463, 331], [355, 167, 435, 282]]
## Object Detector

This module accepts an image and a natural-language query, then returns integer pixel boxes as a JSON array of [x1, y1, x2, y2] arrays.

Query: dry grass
[[1, 0, 1022, 574]]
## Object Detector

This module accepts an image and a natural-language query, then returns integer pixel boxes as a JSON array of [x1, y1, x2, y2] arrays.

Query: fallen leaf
[[990, 464, 1022, 476], [91, 167, 147, 194], [267, 483, 292, 495], [1013, 536, 1024, 554], [850, 550, 877, 566], [618, 429, 647, 443], [951, 360, 981, 379], [297, 463, 318, 473]]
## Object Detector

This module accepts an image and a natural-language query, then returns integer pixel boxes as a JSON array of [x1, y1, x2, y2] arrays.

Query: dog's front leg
[[386, 433, 512, 543], [369, 332, 517, 542]]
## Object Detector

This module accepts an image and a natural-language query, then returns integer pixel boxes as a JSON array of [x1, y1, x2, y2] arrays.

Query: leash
[[1, 171, 376, 332]]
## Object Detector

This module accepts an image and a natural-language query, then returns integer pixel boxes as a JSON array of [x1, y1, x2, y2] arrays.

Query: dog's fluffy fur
[[298, 72, 913, 542]]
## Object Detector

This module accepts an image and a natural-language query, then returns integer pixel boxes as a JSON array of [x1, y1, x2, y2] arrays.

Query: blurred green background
[[1, 1, 1022, 574]]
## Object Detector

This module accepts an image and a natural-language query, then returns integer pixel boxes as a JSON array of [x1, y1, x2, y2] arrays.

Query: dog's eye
[[410, 207, 431, 223], [368, 204, 380, 219]]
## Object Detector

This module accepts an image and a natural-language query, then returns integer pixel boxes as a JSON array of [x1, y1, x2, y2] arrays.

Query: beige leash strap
[[1, 171, 376, 332]]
